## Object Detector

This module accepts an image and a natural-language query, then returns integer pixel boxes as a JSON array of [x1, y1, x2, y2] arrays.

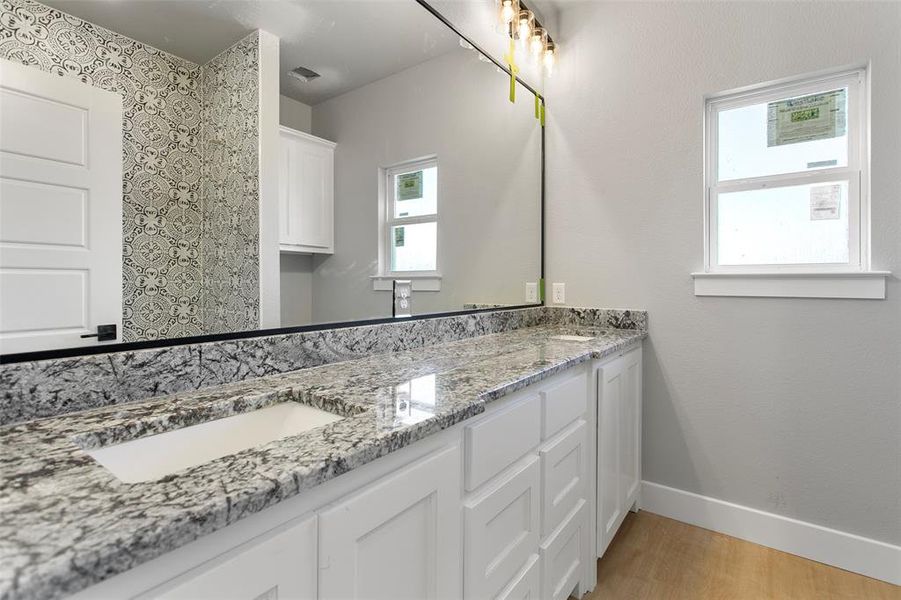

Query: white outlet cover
[[552, 282, 565, 304], [525, 282, 538, 303]]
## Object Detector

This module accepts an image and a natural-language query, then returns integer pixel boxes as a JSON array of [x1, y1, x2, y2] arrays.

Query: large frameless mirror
[[0, 0, 543, 357]]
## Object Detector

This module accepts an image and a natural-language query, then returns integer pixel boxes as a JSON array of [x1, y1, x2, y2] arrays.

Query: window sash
[[384, 158, 438, 275], [704, 68, 868, 273]]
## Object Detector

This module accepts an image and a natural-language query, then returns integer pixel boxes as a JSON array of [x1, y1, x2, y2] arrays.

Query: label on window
[[394, 226, 405, 247], [810, 184, 841, 220], [397, 171, 423, 201], [767, 88, 846, 147]]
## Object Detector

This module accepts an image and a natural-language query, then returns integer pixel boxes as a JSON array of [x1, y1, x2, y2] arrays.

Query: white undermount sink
[[85, 402, 344, 483]]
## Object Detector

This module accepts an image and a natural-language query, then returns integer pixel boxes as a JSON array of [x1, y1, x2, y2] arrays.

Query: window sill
[[691, 271, 890, 299], [371, 275, 442, 292]]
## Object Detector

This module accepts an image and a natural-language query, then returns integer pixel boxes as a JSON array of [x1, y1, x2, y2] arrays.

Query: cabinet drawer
[[464, 394, 541, 491], [464, 455, 540, 600], [541, 370, 587, 439], [540, 420, 587, 537], [495, 554, 539, 600], [540, 500, 586, 600], [145, 515, 317, 599]]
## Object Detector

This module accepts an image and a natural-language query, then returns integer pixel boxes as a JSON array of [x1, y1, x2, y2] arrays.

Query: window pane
[[394, 165, 437, 218], [717, 88, 848, 181], [717, 181, 849, 265], [390, 222, 436, 272]]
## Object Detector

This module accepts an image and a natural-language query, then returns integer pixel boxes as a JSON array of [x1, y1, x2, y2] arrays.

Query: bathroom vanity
[[0, 310, 645, 600]]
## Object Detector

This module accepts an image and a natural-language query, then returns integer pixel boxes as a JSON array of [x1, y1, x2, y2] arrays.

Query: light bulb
[[517, 9, 533, 47], [530, 27, 546, 57], [500, 0, 515, 23], [543, 42, 556, 75]]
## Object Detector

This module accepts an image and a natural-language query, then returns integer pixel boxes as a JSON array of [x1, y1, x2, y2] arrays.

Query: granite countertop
[[0, 324, 646, 600]]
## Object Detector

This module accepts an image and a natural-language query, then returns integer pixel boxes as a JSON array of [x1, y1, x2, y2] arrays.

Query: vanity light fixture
[[495, 0, 558, 78]]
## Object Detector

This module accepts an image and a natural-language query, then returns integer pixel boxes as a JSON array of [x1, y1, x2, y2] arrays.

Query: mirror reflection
[[0, 0, 542, 353]]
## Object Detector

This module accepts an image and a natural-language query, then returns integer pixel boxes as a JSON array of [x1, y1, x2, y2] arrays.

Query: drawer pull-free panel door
[[540, 371, 587, 439], [540, 500, 586, 600], [319, 445, 461, 600], [464, 394, 541, 491], [146, 515, 317, 599], [495, 553, 539, 600], [464, 455, 540, 600], [540, 420, 587, 537]]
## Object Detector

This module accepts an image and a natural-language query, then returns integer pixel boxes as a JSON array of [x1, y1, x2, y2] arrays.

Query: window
[[384, 158, 438, 275], [696, 68, 886, 299]]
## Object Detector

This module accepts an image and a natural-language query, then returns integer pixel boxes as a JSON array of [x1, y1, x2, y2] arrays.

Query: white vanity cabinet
[[278, 127, 335, 255], [69, 349, 644, 600], [318, 445, 462, 600], [595, 345, 643, 558]]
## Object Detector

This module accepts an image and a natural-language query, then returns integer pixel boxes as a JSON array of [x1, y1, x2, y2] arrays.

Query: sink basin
[[85, 402, 344, 483]]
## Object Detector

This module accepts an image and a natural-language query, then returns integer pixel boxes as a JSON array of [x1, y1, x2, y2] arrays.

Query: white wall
[[310, 47, 542, 323], [546, 1, 900, 545], [280, 95, 312, 133]]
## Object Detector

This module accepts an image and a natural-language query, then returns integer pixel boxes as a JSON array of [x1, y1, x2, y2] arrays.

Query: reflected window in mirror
[[384, 158, 439, 275]]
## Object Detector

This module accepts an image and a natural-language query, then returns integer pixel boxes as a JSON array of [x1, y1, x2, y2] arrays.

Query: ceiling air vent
[[287, 66, 321, 83]]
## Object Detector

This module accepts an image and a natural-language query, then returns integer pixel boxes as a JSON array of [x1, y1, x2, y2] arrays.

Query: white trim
[[370, 275, 442, 292], [691, 271, 889, 299], [641, 481, 901, 585], [257, 30, 281, 329], [277, 125, 336, 149]]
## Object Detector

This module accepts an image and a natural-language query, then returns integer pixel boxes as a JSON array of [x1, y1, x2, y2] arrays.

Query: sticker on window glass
[[767, 89, 846, 147], [810, 184, 841, 220], [397, 171, 423, 201], [394, 226, 405, 247]]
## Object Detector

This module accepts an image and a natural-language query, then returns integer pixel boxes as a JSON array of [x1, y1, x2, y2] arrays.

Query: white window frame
[[694, 67, 888, 299], [373, 157, 441, 291]]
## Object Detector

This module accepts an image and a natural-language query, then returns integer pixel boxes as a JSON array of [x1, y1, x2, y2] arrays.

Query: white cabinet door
[[621, 346, 642, 512], [0, 58, 122, 353], [597, 356, 623, 557], [318, 445, 462, 600], [278, 127, 334, 254], [464, 455, 540, 600], [144, 515, 317, 600]]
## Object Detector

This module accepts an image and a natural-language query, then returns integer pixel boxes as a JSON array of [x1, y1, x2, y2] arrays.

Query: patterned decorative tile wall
[[200, 33, 260, 334], [0, 0, 261, 340]]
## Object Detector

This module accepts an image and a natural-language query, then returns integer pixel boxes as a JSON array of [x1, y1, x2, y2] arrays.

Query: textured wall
[[200, 33, 260, 334], [545, 1, 901, 544], [0, 0, 205, 341]]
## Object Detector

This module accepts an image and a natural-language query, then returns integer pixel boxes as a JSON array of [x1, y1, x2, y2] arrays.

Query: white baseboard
[[641, 481, 901, 586]]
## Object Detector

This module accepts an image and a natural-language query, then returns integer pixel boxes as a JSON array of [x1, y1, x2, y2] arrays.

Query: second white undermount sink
[[84, 402, 344, 483]]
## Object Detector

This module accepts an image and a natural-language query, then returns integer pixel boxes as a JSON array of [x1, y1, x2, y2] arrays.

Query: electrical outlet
[[525, 282, 538, 303], [552, 282, 565, 304]]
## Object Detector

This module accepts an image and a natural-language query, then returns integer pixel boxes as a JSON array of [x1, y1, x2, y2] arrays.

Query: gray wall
[[309, 48, 542, 323], [280, 95, 312, 133], [546, 2, 900, 544]]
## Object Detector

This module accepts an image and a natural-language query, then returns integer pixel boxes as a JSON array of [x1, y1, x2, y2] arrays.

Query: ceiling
[[41, 0, 459, 105]]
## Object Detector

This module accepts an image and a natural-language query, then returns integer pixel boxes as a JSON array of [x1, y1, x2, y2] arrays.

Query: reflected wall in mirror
[[0, 0, 542, 354]]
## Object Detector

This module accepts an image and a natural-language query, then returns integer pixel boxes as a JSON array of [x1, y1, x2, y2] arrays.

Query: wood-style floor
[[586, 511, 901, 600]]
